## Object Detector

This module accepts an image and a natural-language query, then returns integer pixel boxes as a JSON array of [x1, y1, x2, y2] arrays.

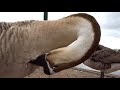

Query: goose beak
[[44, 60, 56, 75], [43, 53, 56, 75]]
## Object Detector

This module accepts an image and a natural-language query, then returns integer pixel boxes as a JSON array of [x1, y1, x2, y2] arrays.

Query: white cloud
[[100, 35, 120, 49], [0, 12, 44, 22]]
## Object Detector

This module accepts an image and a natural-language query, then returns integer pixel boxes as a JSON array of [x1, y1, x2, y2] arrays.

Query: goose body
[[0, 13, 101, 77], [84, 45, 120, 74]]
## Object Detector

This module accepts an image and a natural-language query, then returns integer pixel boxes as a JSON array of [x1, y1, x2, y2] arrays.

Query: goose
[[84, 45, 120, 78], [0, 13, 101, 77]]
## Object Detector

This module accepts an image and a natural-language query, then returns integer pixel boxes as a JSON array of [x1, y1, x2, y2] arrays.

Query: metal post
[[44, 12, 48, 20], [100, 71, 105, 78]]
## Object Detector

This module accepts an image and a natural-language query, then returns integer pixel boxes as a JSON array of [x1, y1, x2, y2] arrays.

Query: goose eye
[[52, 65, 59, 69]]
